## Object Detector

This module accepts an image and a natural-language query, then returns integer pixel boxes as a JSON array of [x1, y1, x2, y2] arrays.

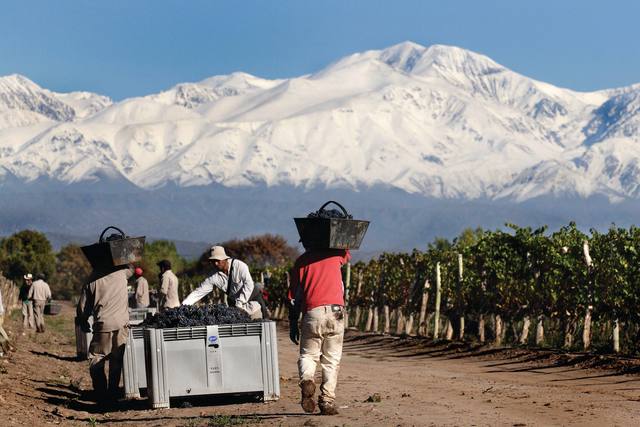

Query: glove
[[80, 321, 92, 333], [289, 321, 300, 345]]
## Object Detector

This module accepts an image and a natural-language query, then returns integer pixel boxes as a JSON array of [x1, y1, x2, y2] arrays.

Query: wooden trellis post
[[457, 253, 465, 340], [354, 274, 363, 329], [582, 241, 594, 351], [417, 279, 430, 337], [434, 262, 442, 339], [344, 262, 351, 327]]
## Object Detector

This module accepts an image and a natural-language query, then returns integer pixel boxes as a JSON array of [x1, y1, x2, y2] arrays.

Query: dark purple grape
[[142, 304, 254, 328]]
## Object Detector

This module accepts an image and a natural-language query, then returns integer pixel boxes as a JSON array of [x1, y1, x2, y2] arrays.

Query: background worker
[[158, 260, 180, 310], [20, 273, 35, 331], [288, 248, 350, 416], [133, 267, 149, 308], [28, 273, 51, 333], [182, 245, 265, 318], [77, 265, 134, 404]]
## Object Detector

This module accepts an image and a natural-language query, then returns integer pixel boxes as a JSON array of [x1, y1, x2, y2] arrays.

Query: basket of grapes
[[81, 226, 145, 271], [294, 201, 369, 250]]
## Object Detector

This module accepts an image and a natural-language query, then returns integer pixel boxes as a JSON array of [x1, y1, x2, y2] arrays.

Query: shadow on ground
[[342, 329, 640, 381]]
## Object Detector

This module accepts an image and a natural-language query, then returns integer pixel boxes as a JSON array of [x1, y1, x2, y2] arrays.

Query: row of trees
[[8, 223, 640, 354], [0, 230, 299, 302], [336, 222, 640, 354]]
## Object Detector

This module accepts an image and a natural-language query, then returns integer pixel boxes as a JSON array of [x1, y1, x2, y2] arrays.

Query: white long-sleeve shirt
[[182, 259, 260, 315]]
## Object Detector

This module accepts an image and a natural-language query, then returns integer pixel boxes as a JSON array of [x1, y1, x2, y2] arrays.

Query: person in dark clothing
[[20, 274, 35, 331]]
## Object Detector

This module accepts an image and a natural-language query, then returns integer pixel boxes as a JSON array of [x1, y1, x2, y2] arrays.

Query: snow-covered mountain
[[1, 42, 639, 202]]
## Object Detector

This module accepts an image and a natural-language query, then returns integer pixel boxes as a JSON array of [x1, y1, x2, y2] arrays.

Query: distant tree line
[[0, 230, 298, 302]]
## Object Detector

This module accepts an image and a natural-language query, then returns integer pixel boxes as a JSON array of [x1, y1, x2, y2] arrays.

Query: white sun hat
[[23, 273, 33, 280], [209, 246, 230, 261]]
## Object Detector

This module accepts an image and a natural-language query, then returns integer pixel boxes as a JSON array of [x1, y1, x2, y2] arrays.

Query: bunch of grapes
[[142, 304, 253, 328], [307, 208, 352, 219]]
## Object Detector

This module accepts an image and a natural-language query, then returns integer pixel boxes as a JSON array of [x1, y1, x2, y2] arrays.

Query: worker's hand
[[289, 321, 300, 345]]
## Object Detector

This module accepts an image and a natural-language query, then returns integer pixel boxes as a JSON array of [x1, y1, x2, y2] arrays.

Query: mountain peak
[[379, 41, 428, 72], [376, 42, 504, 77], [0, 73, 43, 94]]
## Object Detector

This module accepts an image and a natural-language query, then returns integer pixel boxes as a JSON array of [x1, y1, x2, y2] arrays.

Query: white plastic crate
[[129, 307, 157, 325], [123, 326, 146, 398], [144, 321, 280, 408]]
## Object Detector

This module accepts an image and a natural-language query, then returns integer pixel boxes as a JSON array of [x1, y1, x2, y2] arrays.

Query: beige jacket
[[160, 270, 180, 309], [28, 279, 52, 302], [134, 276, 150, 308], [77, 267, 133, 332]]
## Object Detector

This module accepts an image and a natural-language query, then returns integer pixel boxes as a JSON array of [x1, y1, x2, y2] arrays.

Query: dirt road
[[1, 303, 639, 426]]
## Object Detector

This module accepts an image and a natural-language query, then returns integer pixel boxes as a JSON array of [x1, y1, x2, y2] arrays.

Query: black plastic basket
[[81, 226, 145, 270], [294, 201, 369, 250]]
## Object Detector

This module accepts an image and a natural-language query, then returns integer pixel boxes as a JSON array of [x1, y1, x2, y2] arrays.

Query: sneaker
[[319, 401, 339, 416], [300, 380, 316, 413]]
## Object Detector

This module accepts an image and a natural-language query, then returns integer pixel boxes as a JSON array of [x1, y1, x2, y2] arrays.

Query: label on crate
[[206, 325, 223, 389]]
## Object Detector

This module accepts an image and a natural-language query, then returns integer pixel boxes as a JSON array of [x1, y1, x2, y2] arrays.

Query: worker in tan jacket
[[133, 268, 149, 308], [77, 265, 133, 403], [28, 274, 52, 333], [158, 260, 180, 309]]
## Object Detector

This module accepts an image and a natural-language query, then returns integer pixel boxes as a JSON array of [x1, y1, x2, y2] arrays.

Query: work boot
[[319, 401, 339, 415], [300, 380, 316, 413]]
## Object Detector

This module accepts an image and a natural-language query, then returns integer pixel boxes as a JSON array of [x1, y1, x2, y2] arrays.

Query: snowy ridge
[[0, 42, 639, 201]]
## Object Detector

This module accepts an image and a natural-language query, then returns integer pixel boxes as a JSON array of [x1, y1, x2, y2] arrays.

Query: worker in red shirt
[[288, 248, 350, 416]]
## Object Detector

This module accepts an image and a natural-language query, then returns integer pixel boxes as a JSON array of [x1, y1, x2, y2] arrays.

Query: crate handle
[[99, 226, 127, 243], [317, 200, 350, 217]]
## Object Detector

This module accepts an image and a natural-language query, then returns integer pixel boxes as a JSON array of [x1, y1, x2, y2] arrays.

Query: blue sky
[[1, 0, 638, 100]]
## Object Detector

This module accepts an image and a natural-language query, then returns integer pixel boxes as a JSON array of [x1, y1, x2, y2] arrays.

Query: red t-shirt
[[288, 249, 351, 312]]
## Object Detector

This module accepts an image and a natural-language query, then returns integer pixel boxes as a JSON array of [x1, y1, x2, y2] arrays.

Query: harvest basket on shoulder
[[81, 226, 145, 270], [294, 201, 369, 250]]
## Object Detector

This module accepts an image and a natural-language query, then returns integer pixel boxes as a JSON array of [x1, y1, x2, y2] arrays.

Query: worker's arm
[[135, 278, 144, 299], [288, 265, 303, 345], [76, 283, 94, 332], [159, 273, 169, 296], [182, 274, 222, 305]]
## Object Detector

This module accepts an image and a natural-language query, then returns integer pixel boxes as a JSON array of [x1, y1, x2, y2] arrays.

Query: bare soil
[[1, 302, 639, 426]]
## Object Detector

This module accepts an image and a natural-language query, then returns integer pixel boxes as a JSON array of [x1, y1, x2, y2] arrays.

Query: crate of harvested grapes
[[294, 200, 369, 250], [123, 325, 147, 399], [129, 307, 157, 325], [142, 305, 280, 408]]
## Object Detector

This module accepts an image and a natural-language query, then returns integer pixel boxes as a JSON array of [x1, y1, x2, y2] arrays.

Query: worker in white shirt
[[28, 273, 52, 333], [182, 246, 266, 318]]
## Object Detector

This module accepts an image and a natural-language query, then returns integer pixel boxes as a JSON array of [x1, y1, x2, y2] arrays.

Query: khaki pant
[[33, 300, 46, 333], [89, 326, 128, 399], [298, 305, 345, 404], [22, 301, 35, 329]]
